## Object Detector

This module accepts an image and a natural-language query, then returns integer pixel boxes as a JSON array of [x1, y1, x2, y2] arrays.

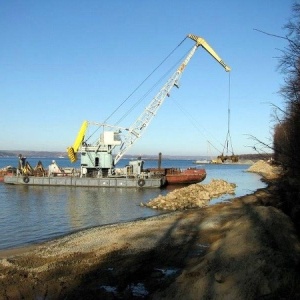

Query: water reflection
[[65, 187, 162, 231]]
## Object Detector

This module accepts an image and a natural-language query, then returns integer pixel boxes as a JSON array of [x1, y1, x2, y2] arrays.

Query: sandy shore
[[1, 179, 300, 299]]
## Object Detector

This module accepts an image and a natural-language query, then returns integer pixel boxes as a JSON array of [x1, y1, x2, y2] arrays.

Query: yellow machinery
[[67, 120, 88, 163]]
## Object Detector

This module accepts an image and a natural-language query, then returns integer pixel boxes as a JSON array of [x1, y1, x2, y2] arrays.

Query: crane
[[67, 34, 231, 177]]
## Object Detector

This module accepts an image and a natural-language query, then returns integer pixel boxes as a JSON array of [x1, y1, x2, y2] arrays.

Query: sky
[[0, 0, 295, 158]]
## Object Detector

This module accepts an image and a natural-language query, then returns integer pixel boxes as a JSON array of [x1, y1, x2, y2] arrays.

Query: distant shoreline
[[0, 150, 272, 162]]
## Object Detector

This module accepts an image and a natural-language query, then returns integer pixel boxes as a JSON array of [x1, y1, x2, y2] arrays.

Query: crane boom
[[188, 34, 231, 72], [113, 34, 230, 164]]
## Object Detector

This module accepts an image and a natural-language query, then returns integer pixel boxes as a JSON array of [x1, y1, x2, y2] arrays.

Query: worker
[[18, 154, 26, 174], [48, 160, 62, 176]]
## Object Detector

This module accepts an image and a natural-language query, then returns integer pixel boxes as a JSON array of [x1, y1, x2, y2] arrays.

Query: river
[[0, 157, 265, 250]]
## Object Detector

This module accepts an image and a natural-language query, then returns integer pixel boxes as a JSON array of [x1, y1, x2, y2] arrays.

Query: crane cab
[[80, 131, 121, 177]]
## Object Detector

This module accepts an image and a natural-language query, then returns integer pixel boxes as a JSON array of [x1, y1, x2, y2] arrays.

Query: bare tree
[[276, 3, 300, 176]]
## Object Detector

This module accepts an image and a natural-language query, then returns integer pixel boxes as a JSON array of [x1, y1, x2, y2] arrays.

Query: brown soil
[[0, 162, 300, 299]]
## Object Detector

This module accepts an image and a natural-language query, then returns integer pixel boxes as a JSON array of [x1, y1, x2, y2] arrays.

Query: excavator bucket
[[34, 161, 46, 176], [22, 162, 34, 176]]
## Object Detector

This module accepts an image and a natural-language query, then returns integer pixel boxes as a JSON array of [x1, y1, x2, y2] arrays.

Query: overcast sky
[[0, 0, 294, 157]]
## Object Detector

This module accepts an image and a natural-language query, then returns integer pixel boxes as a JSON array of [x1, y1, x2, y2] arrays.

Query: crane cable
[[84, 37, 188, 143], [172, 71, 233, 157], [115, 46, 194, 126], [105, 37, 188, 124], [222, 72, 235, 155], [172, 97, 224, 154]]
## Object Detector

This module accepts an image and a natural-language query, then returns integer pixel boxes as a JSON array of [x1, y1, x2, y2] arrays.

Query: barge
[[3, 158, 206, 188], [3, 159, 166, 188], [165, 168, 206, 184], [146, 166, 206, 185]]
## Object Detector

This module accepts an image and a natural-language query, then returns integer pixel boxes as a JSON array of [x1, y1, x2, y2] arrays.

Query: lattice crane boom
[[113, 34, 230, 165]]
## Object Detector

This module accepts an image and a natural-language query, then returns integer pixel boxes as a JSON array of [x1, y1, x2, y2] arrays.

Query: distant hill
[[0, 150, 16, 157], [0, 150, 66, 158]]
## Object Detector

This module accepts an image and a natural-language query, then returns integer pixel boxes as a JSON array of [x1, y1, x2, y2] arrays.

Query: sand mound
[[247, 160, 283, 179], [142, 179, 236, 210]]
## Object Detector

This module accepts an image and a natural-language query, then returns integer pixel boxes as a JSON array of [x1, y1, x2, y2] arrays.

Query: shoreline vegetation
[[1, 160, 299, 299]]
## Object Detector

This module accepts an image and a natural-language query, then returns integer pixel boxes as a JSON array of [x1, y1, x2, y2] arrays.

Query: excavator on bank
[[67, 34, 231, 179]]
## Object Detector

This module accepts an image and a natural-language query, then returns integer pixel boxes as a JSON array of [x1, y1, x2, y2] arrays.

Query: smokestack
[[158, 152, 162, 169]]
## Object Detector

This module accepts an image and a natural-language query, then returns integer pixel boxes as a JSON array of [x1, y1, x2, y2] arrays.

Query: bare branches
[[254, 4, 300, 176]]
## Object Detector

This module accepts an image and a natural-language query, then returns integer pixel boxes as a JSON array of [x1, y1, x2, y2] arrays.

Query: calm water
[[0, 157, 265, 250]]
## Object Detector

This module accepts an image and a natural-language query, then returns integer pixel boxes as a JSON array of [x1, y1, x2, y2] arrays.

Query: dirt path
[[1, 183, 300, 299]]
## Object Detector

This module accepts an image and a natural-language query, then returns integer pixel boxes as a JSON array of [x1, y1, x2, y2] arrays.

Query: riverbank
[[0, 162, 299, 299]]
